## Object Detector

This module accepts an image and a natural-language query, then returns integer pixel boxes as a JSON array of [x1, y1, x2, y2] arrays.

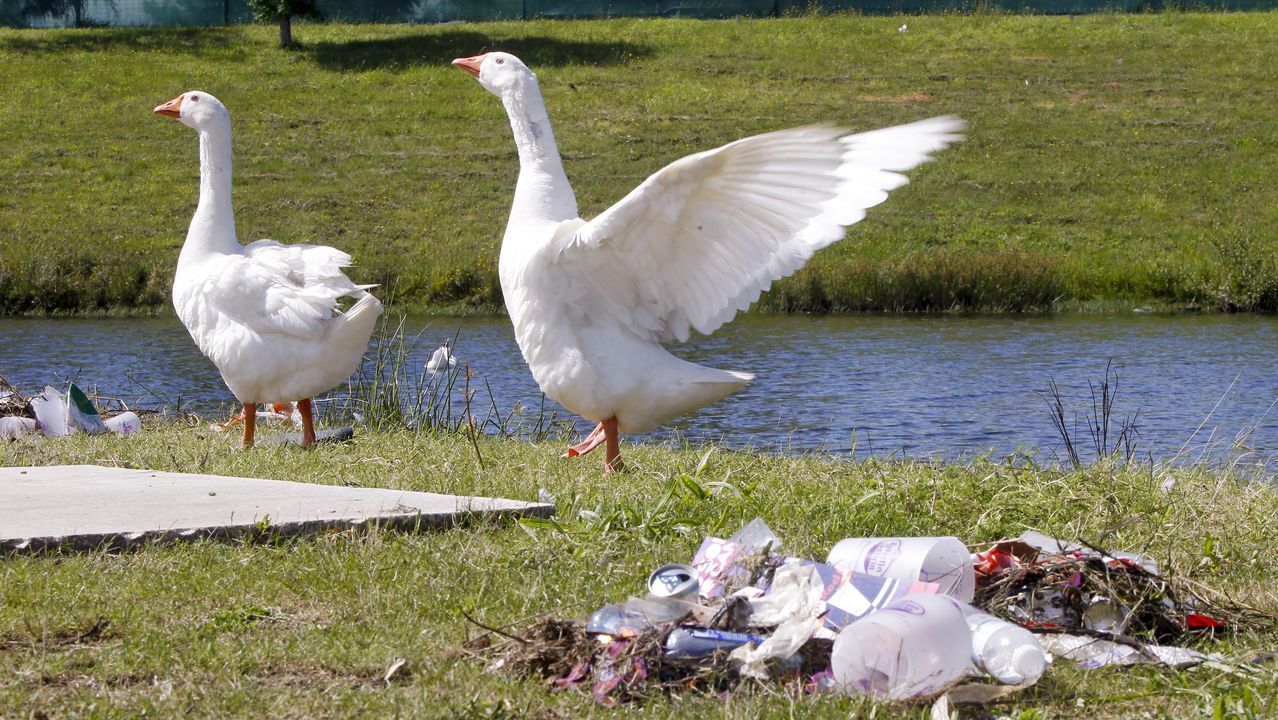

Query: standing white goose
[[154, 91, 382, 448], [452, 53, 963, 473]]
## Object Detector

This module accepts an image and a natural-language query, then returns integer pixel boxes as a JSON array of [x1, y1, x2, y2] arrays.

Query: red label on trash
[[1186, 613, 1226, 629]]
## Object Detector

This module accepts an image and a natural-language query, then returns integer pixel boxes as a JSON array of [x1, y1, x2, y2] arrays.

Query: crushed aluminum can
[[665, 627, 765, 658], [647, 563, 701, 602]]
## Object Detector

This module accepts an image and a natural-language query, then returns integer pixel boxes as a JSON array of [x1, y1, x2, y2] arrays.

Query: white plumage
[[426, 341, 458, 375], [155, 91, 382, 447], [453, 53, 962, 471]]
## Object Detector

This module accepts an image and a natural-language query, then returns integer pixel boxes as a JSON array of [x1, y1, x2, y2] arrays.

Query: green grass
[[2, 13, 1278, 315], [2, 424, 1277, 717]]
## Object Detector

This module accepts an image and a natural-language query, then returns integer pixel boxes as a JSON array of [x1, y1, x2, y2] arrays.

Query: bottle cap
[[1005, 645, 1048, 684]]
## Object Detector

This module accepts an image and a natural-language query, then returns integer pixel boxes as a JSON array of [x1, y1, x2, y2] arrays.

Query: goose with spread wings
[[453, 53, 962, 472]]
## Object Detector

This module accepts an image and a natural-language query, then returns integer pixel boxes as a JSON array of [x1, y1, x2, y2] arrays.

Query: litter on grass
[[463, 519, 1273, 707], [0, 375, 144, 440]]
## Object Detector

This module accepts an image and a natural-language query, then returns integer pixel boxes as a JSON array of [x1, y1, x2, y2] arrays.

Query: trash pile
[[465, 519, 1269, 707], [0, 376, 143, 441]]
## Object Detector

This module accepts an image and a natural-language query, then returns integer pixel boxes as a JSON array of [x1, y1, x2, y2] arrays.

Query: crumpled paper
[[730, 563, 824, 679]]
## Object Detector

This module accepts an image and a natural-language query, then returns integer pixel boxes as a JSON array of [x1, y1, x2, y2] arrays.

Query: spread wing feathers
[[558, 116, 964, 343], [198, 240, 375, 340]]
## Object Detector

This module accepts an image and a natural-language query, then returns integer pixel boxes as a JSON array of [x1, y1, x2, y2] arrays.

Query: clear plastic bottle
[[962, 607, 1048, 684], [584, 604, 652, 637]]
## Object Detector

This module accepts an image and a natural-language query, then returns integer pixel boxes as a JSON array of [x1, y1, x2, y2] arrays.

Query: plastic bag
[[30, 386, 70, 437]]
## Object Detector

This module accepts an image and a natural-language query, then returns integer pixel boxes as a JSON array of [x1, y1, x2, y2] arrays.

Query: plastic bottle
[[830, 593, 973, 700], [585, 603, 652, 638], [961, 606, 1048, 685]]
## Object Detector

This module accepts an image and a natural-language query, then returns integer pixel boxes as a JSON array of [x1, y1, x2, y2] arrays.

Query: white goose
[[154, 91, 382, 448], [452, 53, 962, 472]]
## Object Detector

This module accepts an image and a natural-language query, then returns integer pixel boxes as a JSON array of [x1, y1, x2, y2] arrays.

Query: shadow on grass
[[304, 31, 649, 72], [0, 25, 248, 55]]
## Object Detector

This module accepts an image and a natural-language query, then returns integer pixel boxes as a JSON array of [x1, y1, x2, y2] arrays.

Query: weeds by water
[[1211, 230, 1278, 312], [763, 248, 1065, 313], [329, 315, 573, 445], [1041, 361, 1141, 469], [328, 315, 451, 432]]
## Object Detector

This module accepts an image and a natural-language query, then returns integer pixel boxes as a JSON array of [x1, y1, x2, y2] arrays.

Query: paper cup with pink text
[[826, 536, 974, 602]]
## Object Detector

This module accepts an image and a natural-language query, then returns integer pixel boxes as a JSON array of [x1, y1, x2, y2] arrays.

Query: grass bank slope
[[2, 426, 1277, 717], [2, 14, 1278, 315]]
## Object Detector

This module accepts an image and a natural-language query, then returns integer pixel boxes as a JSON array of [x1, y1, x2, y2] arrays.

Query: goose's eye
[[495, 58, 504, 65], [189, 95, 199, 102]]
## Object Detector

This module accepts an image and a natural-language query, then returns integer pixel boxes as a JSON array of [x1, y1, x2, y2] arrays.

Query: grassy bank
[[2, 14, 1278, 315], [2, 424, 1277, 717]]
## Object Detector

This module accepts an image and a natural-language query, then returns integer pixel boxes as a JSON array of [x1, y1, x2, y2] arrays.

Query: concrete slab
[[0, 465, 554, 553]]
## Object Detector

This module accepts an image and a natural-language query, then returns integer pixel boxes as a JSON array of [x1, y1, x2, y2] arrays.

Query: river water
[[1, 313, 1276, 466]]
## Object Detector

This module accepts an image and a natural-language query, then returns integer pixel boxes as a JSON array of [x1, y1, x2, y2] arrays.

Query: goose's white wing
[[557, 117, 964, 343], [195, 240, 372, 340]]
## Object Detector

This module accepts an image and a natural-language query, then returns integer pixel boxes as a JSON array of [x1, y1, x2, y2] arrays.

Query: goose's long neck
[[504, 84, 578, 226], [180, 118, 240, 266]]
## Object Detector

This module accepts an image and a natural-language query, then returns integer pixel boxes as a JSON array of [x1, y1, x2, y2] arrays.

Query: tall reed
[[325, 316, 573, 443]]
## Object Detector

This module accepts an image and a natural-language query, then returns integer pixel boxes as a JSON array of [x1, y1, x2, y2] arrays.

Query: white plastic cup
[[830, 593, 973, 700], [104, 411, 143, 435], [0, 416, 39, 440], [827, 536, 975, 602]]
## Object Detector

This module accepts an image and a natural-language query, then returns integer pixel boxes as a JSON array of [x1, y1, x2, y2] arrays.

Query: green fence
[[4, 0, 1277, 28]]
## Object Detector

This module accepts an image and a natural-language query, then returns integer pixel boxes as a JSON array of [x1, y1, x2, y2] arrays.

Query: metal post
[[224, 0, 230, 25]]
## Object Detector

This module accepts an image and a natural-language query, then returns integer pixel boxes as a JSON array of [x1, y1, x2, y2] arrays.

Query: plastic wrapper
[[729, 563, 824, 679], [1038, 633, 1216, 669]]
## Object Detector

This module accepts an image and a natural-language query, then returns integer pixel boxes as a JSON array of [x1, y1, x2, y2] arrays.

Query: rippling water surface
[[2, 313, 1276, 465]]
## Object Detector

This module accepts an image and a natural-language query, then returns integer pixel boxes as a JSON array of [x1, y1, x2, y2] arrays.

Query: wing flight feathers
[[557, 117, 963, 342]]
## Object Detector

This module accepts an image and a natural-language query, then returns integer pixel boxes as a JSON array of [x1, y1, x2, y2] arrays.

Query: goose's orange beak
[[451, 54, 487, 78], [154, 95, 183, 118]]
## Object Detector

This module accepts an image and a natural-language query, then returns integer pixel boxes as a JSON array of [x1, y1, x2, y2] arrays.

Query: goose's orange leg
[[241, 402, 256, 449], [298, 398, 316, 447], [602, 417, 623, 474], [564, 422, 605, 458]]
